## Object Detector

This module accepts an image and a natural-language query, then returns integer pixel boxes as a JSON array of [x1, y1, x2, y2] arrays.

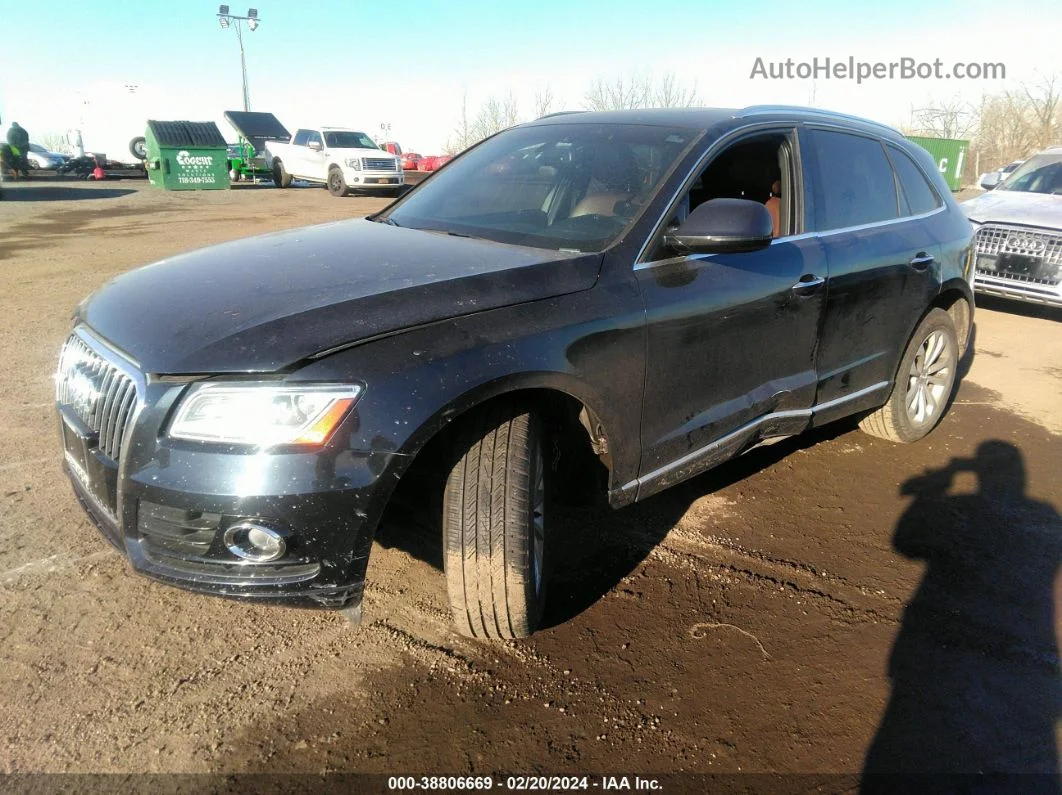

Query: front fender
[[288, 287, 646, 503]]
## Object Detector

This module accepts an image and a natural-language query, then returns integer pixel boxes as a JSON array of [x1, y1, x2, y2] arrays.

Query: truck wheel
[[443, 407, 548, 640], [327, 167, 349, 197], [859, 308, 958, 443], [272, 159, 292, 188], [129, 136, 147, 160]]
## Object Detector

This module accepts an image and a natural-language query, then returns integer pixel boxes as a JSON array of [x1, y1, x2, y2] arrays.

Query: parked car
[[55, 106, 974, 640], [401, 152, 421, 170], [417, 155, 438, 171], [963, 147, 1062, 306], [977, 159, 1024, 191], [264, 127, 404, 196], [433, 154, 454, 169], [380, 141, 403, 156], [26, 143, 70, 170]]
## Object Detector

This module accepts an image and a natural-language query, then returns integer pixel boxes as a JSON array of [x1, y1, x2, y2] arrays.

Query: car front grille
[[56, 334, 139, 461], [974, 224, 1062, 286], [362, 157, 398, 171]]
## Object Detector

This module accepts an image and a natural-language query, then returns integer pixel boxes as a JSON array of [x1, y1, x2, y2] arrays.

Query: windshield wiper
[[376, 217, 401, 227]]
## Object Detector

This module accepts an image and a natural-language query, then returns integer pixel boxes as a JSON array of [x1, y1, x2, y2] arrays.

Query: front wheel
[[327, 167, 349, 197], [443, 407, 547, 640], [859, 308, 958, 443]]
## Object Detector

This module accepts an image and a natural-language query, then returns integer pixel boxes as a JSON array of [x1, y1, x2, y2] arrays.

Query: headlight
[[345, 158, 361, 170], [169, 383, 363, 446]]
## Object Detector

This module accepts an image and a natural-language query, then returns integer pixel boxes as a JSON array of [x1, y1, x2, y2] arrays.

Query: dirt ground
[[1, 179, 1060, 789]]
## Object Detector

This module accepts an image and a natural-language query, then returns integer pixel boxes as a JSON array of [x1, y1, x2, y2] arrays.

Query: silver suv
[[963, 147, 1062, 306]]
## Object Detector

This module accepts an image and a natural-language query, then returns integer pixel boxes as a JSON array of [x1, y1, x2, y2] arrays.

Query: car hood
[[327, 146, 395, 158], [79, 219, 602, 374], [961, 190, 1062, 230]]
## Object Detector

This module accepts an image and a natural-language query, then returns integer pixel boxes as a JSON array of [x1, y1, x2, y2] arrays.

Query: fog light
[[351, 176, 360, 183], [223, 522, 286, 562]]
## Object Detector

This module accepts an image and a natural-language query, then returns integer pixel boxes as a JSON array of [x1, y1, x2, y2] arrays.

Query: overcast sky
[[0, 0, 1059, 155]]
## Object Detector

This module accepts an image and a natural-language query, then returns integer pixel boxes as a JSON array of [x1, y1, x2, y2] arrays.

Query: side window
[[887, 144, 943, 216], [292, 129, 310, 147], [654, 131, 794, 256], [809, 130, 898, 231]]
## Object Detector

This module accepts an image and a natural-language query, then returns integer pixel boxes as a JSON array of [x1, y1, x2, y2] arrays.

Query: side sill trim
[[622, 380, 889, 496]]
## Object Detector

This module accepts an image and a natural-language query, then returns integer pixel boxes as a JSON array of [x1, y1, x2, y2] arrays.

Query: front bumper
[[55, 330, 398, 611], [62, 451, 377, 609], [973, 271, 1062, 306], [340, 167, 404, 189]]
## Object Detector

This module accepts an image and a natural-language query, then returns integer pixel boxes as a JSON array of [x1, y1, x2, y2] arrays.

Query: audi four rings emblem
[[1005, 233, 1047, 253]]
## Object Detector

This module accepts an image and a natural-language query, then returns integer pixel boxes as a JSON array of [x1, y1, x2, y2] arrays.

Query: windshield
[[324, 131, 378, 149], [383, 123, 697, 252], [998, 154, 1062, 195]]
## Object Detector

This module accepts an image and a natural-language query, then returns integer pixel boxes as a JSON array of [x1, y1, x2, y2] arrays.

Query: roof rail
[[536, 110, 587, 120], [738, 105, 901, 135]]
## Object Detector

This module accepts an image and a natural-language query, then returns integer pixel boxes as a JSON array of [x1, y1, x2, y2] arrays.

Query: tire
[[327, 167, 348, 197], [859, 308, 958, 443], [129, 136, 147, 160], [443, 407, 548, 640], [272, 159, 292, 188]]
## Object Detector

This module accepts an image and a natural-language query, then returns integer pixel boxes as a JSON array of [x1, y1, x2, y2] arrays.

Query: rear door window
[[808, 130, 898, 231], [887, 144, 942, 216]]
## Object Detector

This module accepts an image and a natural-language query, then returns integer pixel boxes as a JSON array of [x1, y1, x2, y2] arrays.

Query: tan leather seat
[[571, 190, 633, 218], [570, 144, 640, 218], [765, 179, 781, 237]]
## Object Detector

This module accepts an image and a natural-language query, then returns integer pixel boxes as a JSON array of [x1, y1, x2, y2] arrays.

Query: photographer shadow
[[862, 441, 1062, 790]]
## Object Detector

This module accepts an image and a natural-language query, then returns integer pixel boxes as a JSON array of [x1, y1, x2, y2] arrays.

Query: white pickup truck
[[264, 127, 405, 197]]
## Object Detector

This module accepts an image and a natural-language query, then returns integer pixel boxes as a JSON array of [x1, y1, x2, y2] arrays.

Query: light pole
[[217, 6, 260, 112]]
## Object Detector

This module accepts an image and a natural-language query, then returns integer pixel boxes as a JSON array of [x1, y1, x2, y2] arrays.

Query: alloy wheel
[[905, 329, 955, 425]]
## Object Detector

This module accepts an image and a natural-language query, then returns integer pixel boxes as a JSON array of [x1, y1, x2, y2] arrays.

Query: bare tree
[[1023, 72, 1062, 149], [975, 91, 1040, 169], [583, 72, 698, 111], [448, 92, 472, 155], [533, 86, 555, 119], [474, 93, 520, 138], [967, 73, 1062, 178], [651, 73, 699, 108], [583, 74, 651, 111], [446, 92, 521, 153], [909, 97, 978, 140]]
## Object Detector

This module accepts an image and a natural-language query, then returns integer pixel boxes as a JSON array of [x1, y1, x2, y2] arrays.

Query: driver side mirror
[[664, 198, 774, 254], [979, 172, 1000, 190], [307, 140, 323, 151]]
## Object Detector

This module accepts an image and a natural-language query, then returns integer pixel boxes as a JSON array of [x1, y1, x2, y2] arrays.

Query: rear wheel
[[272, 159, 292, 188], [859, 308, 958, 443], [443, 407, 547, 640], [327, 167, 349, 197]]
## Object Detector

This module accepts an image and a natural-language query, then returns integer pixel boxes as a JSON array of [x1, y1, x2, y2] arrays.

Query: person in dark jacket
[[6, 122, 30, 177]]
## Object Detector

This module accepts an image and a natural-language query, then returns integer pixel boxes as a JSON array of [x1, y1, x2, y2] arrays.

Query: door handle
[[909, 252, 935, 271], [791, 274, 825, 296]]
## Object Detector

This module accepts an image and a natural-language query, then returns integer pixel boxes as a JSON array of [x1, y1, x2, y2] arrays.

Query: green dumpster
[[144, 120, 230, 190], [906, 135, 969, 192]]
